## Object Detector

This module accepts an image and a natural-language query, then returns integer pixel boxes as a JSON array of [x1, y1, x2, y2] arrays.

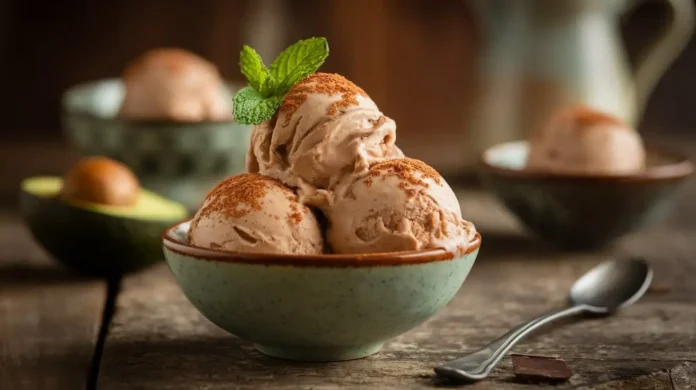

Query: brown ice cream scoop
[[188, 173, 324, 255], [60, 156, 140, 206], [526, 106, 646, 175], [327, 158, 476, 255], [246, 73, 403, 206], [118, 48, 232, 122]]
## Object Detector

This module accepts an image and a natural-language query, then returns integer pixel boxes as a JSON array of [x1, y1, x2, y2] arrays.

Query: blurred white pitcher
[[466, 0, 695, 164]]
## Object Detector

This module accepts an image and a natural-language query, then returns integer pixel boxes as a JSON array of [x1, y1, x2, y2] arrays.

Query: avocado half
[[20, 176, 189, 277]]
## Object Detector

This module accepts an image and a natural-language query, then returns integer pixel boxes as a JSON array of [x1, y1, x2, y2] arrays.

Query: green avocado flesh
[[21, 176, 187, 220], [20, 176, 189, 276]]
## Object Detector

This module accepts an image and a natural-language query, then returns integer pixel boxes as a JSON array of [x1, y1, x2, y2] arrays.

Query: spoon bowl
[[569, 257, 653, 313]]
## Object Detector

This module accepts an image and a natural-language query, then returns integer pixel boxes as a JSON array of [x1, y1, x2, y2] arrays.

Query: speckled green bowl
[[162, 221, 481, 362], [479, 140, 693, 249], [61, 78, 251, 210]]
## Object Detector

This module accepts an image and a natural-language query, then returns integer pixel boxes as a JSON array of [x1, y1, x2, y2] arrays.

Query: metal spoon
[[434, 257, 653, 382]]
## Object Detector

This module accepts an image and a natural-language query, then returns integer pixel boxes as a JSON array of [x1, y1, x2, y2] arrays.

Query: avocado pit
[[60, 156, 140, 207]]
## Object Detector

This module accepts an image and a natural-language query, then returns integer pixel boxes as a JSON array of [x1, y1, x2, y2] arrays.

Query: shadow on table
[[474, 229, 563, 259], [0, 263, 95, 290], [98, 336, 470, 387]]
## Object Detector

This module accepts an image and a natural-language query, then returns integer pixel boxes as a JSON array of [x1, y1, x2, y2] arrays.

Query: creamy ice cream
[[526, 106, 646, 175], [327, 158, 476, 255], [119, 48, 232, 122], [188, 173, 323, 254], [247, 73, 403, 206], [197, 37, 477, 256]]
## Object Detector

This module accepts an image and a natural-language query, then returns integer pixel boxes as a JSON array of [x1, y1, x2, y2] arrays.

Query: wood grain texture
[[97, 171, 696, 389], [0, 213, 107, 390], [670, 362, 696, 390]]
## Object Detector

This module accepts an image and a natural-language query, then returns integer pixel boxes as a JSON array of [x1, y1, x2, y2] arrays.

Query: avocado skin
[[20, 189, 186, 277]]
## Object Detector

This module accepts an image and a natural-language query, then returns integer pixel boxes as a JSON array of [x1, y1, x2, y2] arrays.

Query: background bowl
[[61, 78, 251, 210], [162, 221, 481, 362], [479, 141, 693, 249]]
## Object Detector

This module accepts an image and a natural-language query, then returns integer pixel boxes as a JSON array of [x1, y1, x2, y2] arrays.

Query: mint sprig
[[233, 37, 329, 125], [239, 45, 274, 96], [269, 38, 329, 95], [232, 88, 282, 126]]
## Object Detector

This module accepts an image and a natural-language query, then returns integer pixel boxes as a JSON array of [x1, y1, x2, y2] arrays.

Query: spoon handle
[[435, 304, 587, 381]]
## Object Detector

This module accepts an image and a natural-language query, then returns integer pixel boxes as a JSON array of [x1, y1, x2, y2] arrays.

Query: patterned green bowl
[[162, 221, 481, 362], [61, 78, 251, 210], [479, 141, 693, 249]]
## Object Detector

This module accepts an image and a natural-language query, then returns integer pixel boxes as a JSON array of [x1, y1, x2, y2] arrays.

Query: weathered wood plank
[[0, 213, 107, 390], [670, 362, 696, 390], [96, 253, 696, 389], [98, 178, 696, 389]]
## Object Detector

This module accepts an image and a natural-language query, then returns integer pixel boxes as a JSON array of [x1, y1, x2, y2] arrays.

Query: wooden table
[[2, 139, 696, 389]]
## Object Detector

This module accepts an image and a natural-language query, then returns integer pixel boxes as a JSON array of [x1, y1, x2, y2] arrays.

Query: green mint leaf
[[239, 45, 275, 96], [258, 77, 276, 98], [233, 87, 282, 125], [269, 37, 329, 94], [235, 37, 330, 123]]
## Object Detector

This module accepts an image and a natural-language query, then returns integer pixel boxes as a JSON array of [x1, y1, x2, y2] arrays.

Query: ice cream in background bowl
[[479, 105, 693, 249], [526, 106, 646, 176], [163, 37, 481, 361], [118, 48, 233, 122], [62, 47, 251, 210]]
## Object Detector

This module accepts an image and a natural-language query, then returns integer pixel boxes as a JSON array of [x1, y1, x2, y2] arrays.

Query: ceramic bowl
[[479, 140, 693, 249], [162, 221, 481, 362], [61, 78, 252, 210]]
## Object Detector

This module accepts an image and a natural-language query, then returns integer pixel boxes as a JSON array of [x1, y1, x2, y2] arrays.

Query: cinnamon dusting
[[279, 73, 368, 125], [287, 203, 304, 225], [196, 173, 293, 221], [532, 106, 627, 143], [123, 48, 218, 80], [553, 106, 625, 131], [368, 158, 442, 191]]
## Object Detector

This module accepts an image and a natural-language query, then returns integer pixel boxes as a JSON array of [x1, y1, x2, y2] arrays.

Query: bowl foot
[[254, 343, 384, 362]]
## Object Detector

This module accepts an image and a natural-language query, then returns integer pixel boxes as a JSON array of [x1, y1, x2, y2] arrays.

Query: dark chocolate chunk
[[511, 354, 572, 382], [647, 282, 671, 294]]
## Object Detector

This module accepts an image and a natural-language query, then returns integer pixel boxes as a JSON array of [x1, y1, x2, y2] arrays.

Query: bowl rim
[[162, 220, 482, 267], [479, 140, 694, 183], [61, 77, 244, 127]]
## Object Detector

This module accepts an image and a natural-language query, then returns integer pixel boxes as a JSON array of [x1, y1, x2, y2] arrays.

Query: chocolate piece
[[511, 354, 572, 382], [647, 282, 671, 294]]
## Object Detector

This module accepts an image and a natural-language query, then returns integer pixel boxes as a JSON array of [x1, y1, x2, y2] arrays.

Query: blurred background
[[2, 0, 696, 206]]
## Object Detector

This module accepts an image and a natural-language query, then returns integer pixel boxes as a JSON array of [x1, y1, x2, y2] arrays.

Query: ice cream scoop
[[247, 73, 403, 206], [526, 106, 646, 175], [327, 158, 476, 255], [188, 173, 323, 254], [119, 48, 232, 122]]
